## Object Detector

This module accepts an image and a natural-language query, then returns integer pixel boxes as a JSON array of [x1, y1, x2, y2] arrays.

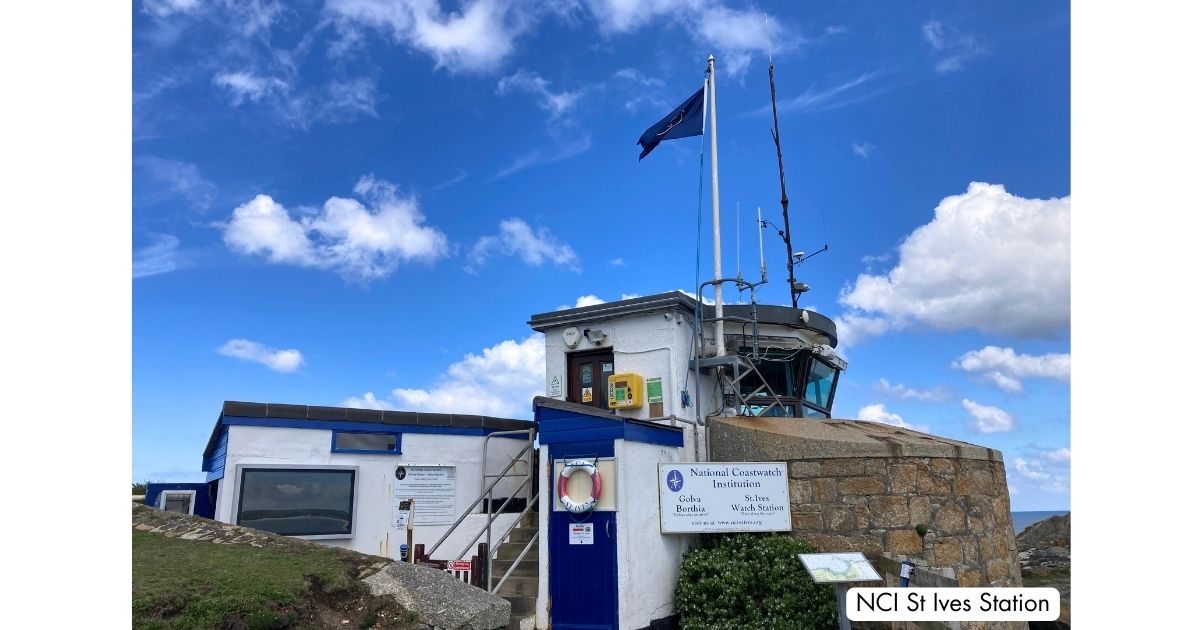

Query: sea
[[1010, 510, 1069, 534]]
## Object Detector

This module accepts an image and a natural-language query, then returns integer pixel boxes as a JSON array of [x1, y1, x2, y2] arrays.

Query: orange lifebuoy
[[557, 459, 602, 514]]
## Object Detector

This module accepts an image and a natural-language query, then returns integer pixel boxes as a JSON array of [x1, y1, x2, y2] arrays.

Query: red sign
[[449, 560, 472, 571]]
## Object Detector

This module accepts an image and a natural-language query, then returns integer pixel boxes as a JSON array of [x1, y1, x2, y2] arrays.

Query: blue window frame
[[331, 430, 403, 454]]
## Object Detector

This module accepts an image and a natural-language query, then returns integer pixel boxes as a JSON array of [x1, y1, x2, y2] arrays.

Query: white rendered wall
[[535, 443, 551, 630], [213, 425, 530, 560], [614, 439, 690, 630]]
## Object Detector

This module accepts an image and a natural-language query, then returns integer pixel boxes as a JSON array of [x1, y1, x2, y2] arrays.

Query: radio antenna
[[765, 14, 801, 307]]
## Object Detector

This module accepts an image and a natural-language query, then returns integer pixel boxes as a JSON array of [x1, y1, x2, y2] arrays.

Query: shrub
[[674, 533, 839, 630]]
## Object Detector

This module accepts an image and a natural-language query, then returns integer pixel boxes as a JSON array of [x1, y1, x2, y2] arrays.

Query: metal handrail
[[452, 475, 533, 561], [424, 429, 534, 559]]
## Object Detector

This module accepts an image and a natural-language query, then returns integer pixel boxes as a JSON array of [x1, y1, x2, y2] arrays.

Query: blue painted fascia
[[218, 416, 531, 439], [535, 404, 683, 448]]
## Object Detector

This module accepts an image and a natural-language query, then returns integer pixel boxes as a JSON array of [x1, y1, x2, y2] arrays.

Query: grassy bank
[[133, 527, 415, 629]]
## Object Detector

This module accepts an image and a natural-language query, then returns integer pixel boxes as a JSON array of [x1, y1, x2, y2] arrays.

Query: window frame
[[232, 464, 359, 540], [330, 430, 404, 455], [798, 353, 840, 418], [157, 490, 196, 515], [736, 347, 841, 419]]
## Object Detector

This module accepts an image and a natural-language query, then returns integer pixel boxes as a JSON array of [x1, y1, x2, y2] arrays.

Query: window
[[236, 468, 356, 537], [737, 348, 840, 418], [332, 431, 402, 454], [799, 356, 839, 418], [158, 491, 195, 514]]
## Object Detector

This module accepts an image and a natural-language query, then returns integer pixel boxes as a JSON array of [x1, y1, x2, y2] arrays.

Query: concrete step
[[493, 574, 537, 597], [507, 615, 534, 630], [495, 539, 540, 560], [504, 595, 536, 616], [505, 525, 538, 544], [491, 556, 538, 577]]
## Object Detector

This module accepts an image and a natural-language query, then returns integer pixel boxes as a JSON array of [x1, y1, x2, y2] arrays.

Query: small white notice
[[549, 375, 562, 397], [658, 462, 791, 533], [799, 552, 883, 583], [393, 465, 457, 525], [568, 523, 594, 545]]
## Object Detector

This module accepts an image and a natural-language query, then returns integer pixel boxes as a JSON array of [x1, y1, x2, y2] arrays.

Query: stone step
[[507, 615, 534, 630], [505, 525, 538, 544], [493, 574, 537, 597], [491, 556, 538, 577]]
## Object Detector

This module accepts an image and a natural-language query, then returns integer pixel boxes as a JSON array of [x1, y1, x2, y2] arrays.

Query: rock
[[364, 561, 511, 630]]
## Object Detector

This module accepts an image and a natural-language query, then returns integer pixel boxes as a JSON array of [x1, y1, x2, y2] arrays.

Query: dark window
[[332, 431, 401, 453], [803, 358, 837, 409], [567, 349, 614, 410], [162, 493, 192, 514], [237, 468, 355, 537], [738, 348, 840, 418]]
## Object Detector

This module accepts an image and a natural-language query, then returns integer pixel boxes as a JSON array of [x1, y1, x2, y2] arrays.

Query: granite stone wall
[[785, 455, 1022, 588]]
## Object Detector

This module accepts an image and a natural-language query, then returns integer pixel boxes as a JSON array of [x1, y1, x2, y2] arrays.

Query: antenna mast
[[765, 17, 800, 308]]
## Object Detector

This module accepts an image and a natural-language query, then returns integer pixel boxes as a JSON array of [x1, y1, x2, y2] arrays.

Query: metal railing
[[423, 428, 537, 594]]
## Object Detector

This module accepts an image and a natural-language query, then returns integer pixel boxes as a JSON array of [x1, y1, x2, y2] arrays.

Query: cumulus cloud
[[1013, 452, 1068, 493], [468, 218, 580, 272], [217, 338, 305, 373], [343, 334, 545, 418], [325, 0, 530, 73], [838, 182, 1070, 339], [213, 71, 289, 104], [133, 234, 185, 279], [1043, 447, 1070, 462], [874, 378, 950, 402], [953, 346, 1070, 393], [921, 20, 987, 74], [831, 313, 890, 348], [962, 399, 1013, 433], [222, 175, 449, 282], [856, 403, 931, 433], [555, 294, 642, 310]]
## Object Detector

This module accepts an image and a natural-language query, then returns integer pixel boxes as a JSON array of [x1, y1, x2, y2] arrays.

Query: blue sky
[[132, 0, 1071, 510]]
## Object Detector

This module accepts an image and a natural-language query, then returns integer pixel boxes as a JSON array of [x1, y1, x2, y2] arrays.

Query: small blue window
[[331, 431, 403, 454]]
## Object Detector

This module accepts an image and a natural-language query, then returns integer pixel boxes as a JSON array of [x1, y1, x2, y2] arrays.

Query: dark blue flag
[[637, 86, 706, 160]]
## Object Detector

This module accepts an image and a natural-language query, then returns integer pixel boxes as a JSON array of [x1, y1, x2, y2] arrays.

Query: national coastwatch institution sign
[[657, 462, 791, 533]]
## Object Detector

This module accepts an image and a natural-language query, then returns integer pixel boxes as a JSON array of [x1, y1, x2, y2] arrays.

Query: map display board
[[658, 462, 791, 533], [798, 553, 883, 584], [392, 465, 456, 525]]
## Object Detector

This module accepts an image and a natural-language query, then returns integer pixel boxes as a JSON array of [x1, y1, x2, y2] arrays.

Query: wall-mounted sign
[[582, 387, 592, 403], [449, 560, 473, 571], [549, 375, 562, 398], [647, 376, 664, 417], [392, 498, 413, 529], [393, 465, 457, 525], [568, 523, 594, 545], [658, 462, 791, 533]]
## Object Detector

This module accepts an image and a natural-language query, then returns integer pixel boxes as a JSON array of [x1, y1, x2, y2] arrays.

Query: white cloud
[[326, 0, 528, 73], [468, 218, 580, 272], [222, 175, 449, 282], [921, 20, 987, 74], [852, 140, 875, 158], [142, 0, 202, 18], [573, 295, 606, 308], [497, 69, 584, 119], [212, 70, 379, 127], [608, 257, 625, 266], [213, 71, 289, 104], [874, 378, 950, 402], [838, 182, 1070, 339], [343, 334, 546, 418], [766, 71, 888, 115], [135, 156, 216, 211], [962, 399, 1014, 433], [856, 403, 930, 433], [217, 338, 304, 373], [1043, 447, 1071, 462], [1012, 454, 1067, 493], [831, 313, 889, 348], [953, 346, 1070, 393], [133, 234, 184, 278], [491, 134, 592, 180]]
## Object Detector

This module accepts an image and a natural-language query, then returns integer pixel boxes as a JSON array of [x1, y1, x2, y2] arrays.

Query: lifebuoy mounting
[[557, 459, 603, 514]]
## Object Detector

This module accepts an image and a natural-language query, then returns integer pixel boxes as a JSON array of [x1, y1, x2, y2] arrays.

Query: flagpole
[[707, 55, 725, 358]]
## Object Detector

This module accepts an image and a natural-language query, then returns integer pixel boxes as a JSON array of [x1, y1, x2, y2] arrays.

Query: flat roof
[[528, 290, 839, 347], [203, 400, 533, 457]]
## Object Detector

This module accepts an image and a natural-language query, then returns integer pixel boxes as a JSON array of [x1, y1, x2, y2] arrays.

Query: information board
[[392, 465, 457, 525], [658, 462, 791, 533], [799, 553, 883, 583]]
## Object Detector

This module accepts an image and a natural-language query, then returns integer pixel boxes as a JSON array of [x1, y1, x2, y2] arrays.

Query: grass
[[1021, 567, 1070, 587], [132, 528, 365, 629]]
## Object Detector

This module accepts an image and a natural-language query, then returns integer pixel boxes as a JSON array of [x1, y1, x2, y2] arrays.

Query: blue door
[[548, 440, 618, 630]]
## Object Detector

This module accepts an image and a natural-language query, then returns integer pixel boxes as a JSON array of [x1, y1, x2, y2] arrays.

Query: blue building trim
[[534, 400, 684, 448], [201, 427, 228, 482], [144, 482, 215, 519], [217, 416, 531, 439], [329, 429, 405, 455]]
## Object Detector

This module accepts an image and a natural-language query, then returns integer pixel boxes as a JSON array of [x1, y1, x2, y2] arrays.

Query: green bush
[[674, 534, 839, 630]]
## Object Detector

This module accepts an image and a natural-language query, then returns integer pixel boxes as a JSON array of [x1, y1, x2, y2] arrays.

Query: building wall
[[785, 455, 1023, 588], [614, 439, 690, 630], [213, 425, 530, 560]]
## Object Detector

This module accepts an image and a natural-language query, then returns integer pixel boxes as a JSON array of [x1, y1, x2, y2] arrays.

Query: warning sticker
[[569, 523, 594, 545], [582, 387, 593, 402]]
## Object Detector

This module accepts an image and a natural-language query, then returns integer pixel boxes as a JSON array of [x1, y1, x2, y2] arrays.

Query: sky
[[132, 0, 1071, 511]]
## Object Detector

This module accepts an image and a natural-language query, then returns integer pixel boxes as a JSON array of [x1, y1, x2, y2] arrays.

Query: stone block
[[961, 539, 979, 564], [932, 538, 963, 566], [885, 529, 923, 555], [916, 471, 950, 495], [869, 496, 911, 528], [930, 458, 957, 475], [813, 477, 839, 502], [804, 533, 883, 555], [840, 476, 886, 495], [935, 504, 966, 534], [820, 459, 864, 477], [864, 459, 887, 476], [788, 479, 813, 504], [909, 496, 931, 527], [957, 569, 984, 587], [986, 557, 1012, 583], [825, 507, 858, 532], [889, 463, 917, 493], [792, 510, 822, 530], [789, 461, 820, 478], [951, 474, 976, 496]]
